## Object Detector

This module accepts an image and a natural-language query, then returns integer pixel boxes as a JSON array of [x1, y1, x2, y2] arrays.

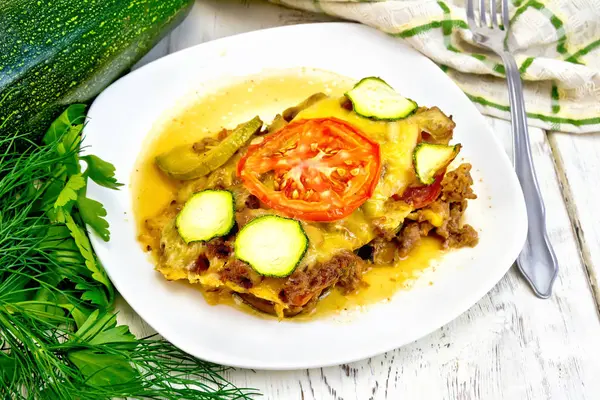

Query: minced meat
[[279, 251, 364, 308], [435, 164, 479, 248], [219, 260, 262, 289], [396, 222, 423, 258], [440, 164, 477, 203], [191, 254, 210, 274], [379, 163, 479, 259], [206, 237, 233, 259], [244, 194, 260, 209], [435, 201, 479, 249]]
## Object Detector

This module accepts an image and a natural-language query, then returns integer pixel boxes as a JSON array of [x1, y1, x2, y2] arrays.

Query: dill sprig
[[0, 106, 259, 399]]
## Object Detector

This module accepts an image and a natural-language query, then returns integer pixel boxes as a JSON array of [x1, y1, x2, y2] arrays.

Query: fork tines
[[466, 0, 510, 29]]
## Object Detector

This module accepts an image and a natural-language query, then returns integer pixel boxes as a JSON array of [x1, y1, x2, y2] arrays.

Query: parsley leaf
[[75, 282, 109, 309], [89, 325, 136, 345], [44, 105, 86, 174], [67, 350, 138, 386], [40, 225, 85, 268], [43, 104, 86, 145], [65, 214, 111, 292], [41, 226, 109, 309], [67, 311, 138, 385], [82, 155, 123, 190], [54, 174, 85, 210], [77, 193, 110, 241], [40, 174, 67, 221], [58, 303, 91, 329], [72, 310, 116, 342]]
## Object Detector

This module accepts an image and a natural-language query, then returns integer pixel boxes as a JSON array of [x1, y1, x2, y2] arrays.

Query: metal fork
[[466, 0, 558, 298]]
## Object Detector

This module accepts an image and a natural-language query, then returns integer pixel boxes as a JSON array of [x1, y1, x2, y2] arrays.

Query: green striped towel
[[272, 0, 600, 133]]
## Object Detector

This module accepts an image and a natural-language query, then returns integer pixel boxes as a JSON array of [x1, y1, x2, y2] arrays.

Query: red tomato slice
[[237, 118, 381, 222], [396, 173, 443, 210]]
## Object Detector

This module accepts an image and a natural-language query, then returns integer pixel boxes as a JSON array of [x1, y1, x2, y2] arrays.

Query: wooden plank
[[116, 1, 600, 398], [548, 132, 600, 314], [167, 0, 336, 53]]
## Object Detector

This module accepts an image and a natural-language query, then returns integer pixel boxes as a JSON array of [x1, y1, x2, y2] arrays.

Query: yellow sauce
[[132, 68, 444, 320], [301, 237, 441, 320]]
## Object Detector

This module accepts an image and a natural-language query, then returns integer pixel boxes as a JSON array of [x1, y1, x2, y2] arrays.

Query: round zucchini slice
[[234, 215, 308, 278], [345, 76, 418, 120], [176, 190, 235, 243]]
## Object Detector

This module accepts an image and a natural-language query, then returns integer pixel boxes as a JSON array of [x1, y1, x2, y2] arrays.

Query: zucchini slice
[[345, 77, 418, 120], [176, 190, 235, 243], [156, 116, 263, 180], [234, 215, 308, 278], [413, 143, 461, 185]]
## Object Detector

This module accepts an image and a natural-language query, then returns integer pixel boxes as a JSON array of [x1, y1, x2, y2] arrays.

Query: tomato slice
[[237, 118, 381, 222], [396, 172, 443, 209]]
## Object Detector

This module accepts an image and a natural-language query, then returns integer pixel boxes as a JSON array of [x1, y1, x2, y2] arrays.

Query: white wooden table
[[121, 1, 600, 398]]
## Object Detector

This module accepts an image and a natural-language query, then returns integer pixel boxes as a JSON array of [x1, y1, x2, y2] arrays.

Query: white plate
[[84, 23, 527, 370]]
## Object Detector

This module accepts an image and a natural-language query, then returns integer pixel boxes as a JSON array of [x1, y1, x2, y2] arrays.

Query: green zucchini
[[345, 77, 418, 120], [413, 143, 461, 185], [0, 0, 193, 145], [156, 116, 263, 180], [176, 190, 235, 243], [234, 215, 308, 278]]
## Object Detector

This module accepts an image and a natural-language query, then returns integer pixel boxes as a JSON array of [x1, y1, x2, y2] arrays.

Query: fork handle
[[500, 52, 559, 298]]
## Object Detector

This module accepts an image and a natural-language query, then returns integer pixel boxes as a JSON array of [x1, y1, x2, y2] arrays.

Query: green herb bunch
[[0, 104, 258, 399]]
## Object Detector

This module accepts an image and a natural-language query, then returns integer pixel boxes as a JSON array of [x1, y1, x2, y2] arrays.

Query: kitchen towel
[[272, 0, 600, 133]]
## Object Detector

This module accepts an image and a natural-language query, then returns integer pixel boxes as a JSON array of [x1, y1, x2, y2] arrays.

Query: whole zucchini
[[0, 0, 193, 143]]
